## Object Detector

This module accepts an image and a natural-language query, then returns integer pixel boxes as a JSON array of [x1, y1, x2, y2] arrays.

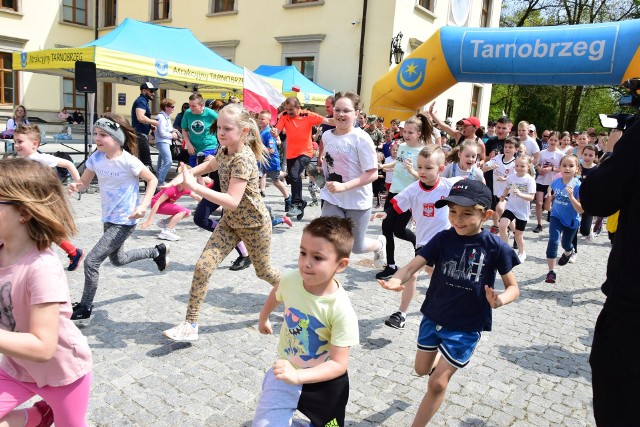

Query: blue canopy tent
[[254, 65, 333, 106]]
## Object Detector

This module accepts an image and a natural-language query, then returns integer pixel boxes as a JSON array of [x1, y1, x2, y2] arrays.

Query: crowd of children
[[0, 92, 613, 426]]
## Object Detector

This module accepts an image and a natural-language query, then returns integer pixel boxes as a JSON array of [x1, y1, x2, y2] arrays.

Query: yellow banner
[[96, 48, 244, 90], [14, 47, 95, 70]]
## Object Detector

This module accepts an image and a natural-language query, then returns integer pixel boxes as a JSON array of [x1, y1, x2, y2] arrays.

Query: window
[[471, 85, 482, 118], [63, 78, 86, 110], [0, 52, 13, 104], [62, 0, 87, 25], [103, 82, 112, 113], [446, 99, 454, 121], [417, 0, 433, 12], [103, 0, 116, 27], [152, 0, 170, 21], [212, 0, 234, 13], [1, 0, 17, 12], [481, 0, 491, 27], [287, 56, 314, 81]]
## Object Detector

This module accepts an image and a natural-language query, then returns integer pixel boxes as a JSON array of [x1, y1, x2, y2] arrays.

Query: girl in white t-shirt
[[499, 156, 536, 262], [0, 158, 92, 427], [533, 131, 565, 233], [441, 140, 485, 182], [68, 113, 164, 326], [384, 142, 398, 193], [319, 91, 382, 259]]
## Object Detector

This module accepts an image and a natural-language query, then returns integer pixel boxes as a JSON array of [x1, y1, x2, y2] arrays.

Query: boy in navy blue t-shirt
[[379, 179, 521, 426]]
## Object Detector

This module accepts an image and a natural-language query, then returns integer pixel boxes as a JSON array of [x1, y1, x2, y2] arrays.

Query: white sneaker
[[156, 218, 169, 229], [158, 229, 180, 241], [373, 235, 387, 268], [163, 321, 198, 341], [586, 232, 594, 243], [568, 252, 577, 263], [518, 252, 527, 263]]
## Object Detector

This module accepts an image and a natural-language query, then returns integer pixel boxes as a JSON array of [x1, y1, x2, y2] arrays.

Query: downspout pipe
[[356, 0, 367, 94]]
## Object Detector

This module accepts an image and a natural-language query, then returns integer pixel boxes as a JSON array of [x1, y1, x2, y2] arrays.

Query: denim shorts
[[417, 316, 481, 368]]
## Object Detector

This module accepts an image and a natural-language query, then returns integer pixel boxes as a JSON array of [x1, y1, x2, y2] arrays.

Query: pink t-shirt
[[0, 245, 92, 387], [151, 185, 191, 206]]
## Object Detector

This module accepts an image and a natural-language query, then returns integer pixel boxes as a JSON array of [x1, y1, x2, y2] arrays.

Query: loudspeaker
[[75, 61, 96, 93]]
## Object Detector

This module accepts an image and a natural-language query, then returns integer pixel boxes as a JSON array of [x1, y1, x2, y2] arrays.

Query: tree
[[489, 0, 640, 131]]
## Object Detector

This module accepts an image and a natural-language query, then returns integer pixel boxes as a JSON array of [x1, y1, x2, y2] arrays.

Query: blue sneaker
[[68, 248, 85, 272]]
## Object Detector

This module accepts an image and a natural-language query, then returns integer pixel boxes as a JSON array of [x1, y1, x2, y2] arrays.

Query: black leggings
[[381, 191, 415, 265]]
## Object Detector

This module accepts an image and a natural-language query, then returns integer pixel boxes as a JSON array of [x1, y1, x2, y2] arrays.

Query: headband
[[94, 118, 126, 147]]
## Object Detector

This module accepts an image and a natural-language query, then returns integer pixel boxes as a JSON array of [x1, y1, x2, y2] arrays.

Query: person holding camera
[[581, 119, 639, 426]]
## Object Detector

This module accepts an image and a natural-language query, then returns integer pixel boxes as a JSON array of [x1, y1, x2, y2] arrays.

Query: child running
[[163, 104, 281, 341], [13, 124, 85, 271], [544, 154, 584, 284], [440, 139, 485, 182], [254, 217, 359, 427], [257, 110, 290, 210], [67, 114, 168, 325], [378, 179, 520, 425], [532, 131, 564, 233], [319, 91, 385, 265], [139, 178, 202, 241], [376, 113, 432, 280], [481, 136, 518, 233], [578, 144, 598, 242], [498, 155, 536, 262], [372, 145, 460, 330], [0, 158, 92, 427]]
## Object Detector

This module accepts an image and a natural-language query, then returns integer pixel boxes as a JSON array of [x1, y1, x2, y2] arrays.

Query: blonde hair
[[446, 139, 478, 164], [516, 155, 535, 176], [219, 104, 269, 165], [0, 158, 76, 250], [418, 144, 445, 165], [13, 123, 42, 143]]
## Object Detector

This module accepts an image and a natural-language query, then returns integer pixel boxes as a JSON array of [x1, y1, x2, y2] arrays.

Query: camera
[[599, 78, 640, 130]]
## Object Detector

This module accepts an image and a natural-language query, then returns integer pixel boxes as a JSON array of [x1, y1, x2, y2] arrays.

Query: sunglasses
[[542, 134, 550, 138], [0, 201, 15, 205]]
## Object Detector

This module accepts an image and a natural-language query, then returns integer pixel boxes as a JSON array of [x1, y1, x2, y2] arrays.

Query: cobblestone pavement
[[55, 177, 604, 426]]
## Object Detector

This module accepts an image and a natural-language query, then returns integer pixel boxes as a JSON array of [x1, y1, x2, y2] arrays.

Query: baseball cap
[[398, 121, 405, 128], [460, 117, 480, 128], [140, 82, 158, 91], [528, 124, 536, 132], [435, 179, 492, 209]]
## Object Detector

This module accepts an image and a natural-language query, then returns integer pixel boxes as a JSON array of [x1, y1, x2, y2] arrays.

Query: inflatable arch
[[369, 19, 640, 121]]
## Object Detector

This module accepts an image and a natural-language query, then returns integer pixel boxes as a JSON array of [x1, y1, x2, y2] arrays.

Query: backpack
[[54, 151, 74, 179]]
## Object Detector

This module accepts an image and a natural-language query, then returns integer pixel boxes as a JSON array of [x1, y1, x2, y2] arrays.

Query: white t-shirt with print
[[320, 128, 377, 210], [505, 174, 536, 221], [535, 149, 565, 186], [391, 177, 461, 248], [484, 154, 516, 196], [86, 150, 144, 225]]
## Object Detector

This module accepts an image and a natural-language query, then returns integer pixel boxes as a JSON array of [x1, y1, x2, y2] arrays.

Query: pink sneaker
[[282, 215, 293, 228]]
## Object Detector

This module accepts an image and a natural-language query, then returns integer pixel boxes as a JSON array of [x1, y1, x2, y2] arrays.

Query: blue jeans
[[546, 216, 578, 259], [188, 148, 217, 167], [155, 141, 172, 185]]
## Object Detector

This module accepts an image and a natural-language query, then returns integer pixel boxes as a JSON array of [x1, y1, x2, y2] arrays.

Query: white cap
[[528, 124, 536, 132], [398, 121, 405, 128]]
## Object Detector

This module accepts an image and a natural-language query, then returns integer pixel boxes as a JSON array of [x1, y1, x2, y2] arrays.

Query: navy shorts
[[417, 316, 481, 368], [536, 183, 549, 194]]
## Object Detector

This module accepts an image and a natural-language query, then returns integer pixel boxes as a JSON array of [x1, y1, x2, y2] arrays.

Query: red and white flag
[[243, 67, 285, 125]]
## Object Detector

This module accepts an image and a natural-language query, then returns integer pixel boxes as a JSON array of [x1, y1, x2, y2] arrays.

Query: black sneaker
[[71, 302, 93, 327], [153, 243, 170, 271], [558, 250, 574, 266], [68, 248, 85, 272], [229, 255, 251, 271], [375, 265, 398, 280], [284, 196, 292, 213], [384, 311, 406, 329], [532, 224, 543, 233], [545, 270, 557, 284], [296, 200, 308, 221]]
